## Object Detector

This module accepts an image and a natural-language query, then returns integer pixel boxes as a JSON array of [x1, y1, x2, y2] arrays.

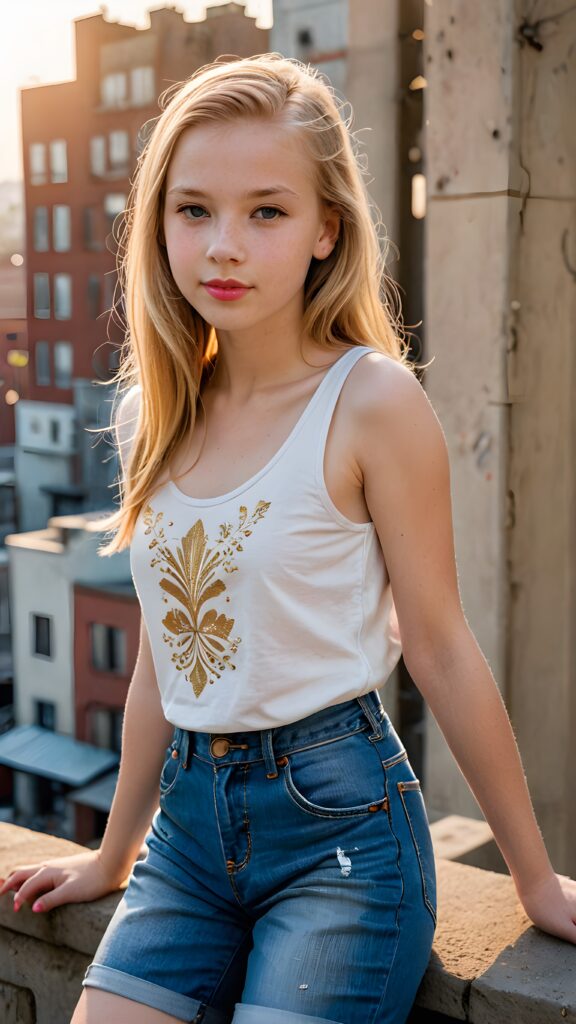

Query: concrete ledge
[[0, 824, 575, 1023], [418, 859, 576, 1022], [0, 978, 35, 1024]]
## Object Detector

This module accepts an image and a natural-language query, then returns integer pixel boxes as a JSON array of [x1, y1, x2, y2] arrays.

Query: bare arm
[[97, 616, 175, 884], [351, 353, 576, 944], [98, 381, 174, 882], [0, 386, 174, 909]]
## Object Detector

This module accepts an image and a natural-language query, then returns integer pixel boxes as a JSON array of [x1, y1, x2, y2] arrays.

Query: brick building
[[16, 4, 268, 532], [21, 3, 268, 403]]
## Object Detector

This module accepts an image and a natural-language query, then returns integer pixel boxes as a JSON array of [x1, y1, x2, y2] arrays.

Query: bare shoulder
[[346, 350, 446, 467]]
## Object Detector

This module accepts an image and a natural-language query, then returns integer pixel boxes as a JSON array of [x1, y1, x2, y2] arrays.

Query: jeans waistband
[[170, 690, 389, 778]]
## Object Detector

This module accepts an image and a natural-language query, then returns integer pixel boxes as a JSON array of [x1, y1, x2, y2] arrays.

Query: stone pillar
[[423, 0, 576, 874], [506, 2, 576, 874]]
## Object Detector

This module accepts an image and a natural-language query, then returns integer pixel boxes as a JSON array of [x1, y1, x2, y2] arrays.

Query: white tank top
[[129, 345, 402, 731]]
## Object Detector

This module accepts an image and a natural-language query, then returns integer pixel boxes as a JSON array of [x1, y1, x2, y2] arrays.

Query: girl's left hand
[[516, 871, 576, 944]]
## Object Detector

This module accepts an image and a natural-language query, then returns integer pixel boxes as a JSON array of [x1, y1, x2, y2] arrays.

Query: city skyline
[[0, 0, 273, 183]]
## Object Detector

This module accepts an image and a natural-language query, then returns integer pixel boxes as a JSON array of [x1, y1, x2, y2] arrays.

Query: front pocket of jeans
[[396, 780, 437, 926], [159, 745, 182, 796], [280, 730, 389, 819]]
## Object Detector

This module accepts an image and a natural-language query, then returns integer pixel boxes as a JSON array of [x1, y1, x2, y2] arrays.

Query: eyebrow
[[167, 185, 300, 199]]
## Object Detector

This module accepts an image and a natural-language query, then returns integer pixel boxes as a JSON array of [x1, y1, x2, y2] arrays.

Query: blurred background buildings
[[0, 0, 573, 888]]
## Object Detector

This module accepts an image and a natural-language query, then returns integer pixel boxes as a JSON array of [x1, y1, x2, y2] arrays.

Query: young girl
[[2, 53, 575, 1024]]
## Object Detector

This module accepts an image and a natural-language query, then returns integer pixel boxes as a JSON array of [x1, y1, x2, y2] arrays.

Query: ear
[[312, 204, 341, 261]]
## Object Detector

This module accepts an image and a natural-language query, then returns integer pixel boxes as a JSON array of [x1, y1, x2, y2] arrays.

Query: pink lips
[[202, 279, 253, 302]]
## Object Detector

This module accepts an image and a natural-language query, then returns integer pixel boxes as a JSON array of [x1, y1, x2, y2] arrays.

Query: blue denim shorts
[[82, 690, 437, 1024]]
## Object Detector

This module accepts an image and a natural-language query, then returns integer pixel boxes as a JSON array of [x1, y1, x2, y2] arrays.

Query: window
[[90, 707, 124, 752], [34, 346, 50, 389], [90, 135, 106, 177], [50, 419, 61, 443], [87, 275, 102, 319], [54, 341, 73, 388], [33, 207, 49, 252], [33, 614, 52, 657], [91, 623, 127, 674], [101, 72, 127, 107], [53, 205, 71, 251], [35, 341, 51, 386], [30, 143, 46, 185], [109, 130, 130, 169], [54, 273, 72, 319], [36, 700, 56, 731], [104, 193, 126, 225], [33, 273, 50, 318], [50, 139, 67, 183], [83, 206, 105, 251], [131, 66, 155, 106]]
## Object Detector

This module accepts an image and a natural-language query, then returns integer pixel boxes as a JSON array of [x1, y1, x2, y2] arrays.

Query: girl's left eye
[[253, 207, 285, 220]]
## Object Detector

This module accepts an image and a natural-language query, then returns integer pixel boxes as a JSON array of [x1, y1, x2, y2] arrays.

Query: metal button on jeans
[[210, 737, 231, 757]]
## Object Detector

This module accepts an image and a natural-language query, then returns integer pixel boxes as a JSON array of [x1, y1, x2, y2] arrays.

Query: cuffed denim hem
[[82, 963, 230, 1023], [232, 1004, 342, 1023]]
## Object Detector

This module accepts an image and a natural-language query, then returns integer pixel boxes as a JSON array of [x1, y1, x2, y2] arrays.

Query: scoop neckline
[[165, 346, 365, 507]]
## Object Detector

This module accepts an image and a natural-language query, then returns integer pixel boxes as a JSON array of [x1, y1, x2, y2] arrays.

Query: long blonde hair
[[97, 52, 416, 556]]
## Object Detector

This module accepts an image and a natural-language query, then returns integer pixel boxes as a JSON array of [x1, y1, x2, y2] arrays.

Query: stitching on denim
[[281, 759, 386, 819], [370, 770, 404, 1024], [381, 749, 408, 769], [159, 747, 182, 796], [397, 782, 437, 926], [234, 766, 252, 873], [213, 768, 243, 909]]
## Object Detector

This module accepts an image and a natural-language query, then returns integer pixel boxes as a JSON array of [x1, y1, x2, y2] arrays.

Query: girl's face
[[162, 117, 339, 334]]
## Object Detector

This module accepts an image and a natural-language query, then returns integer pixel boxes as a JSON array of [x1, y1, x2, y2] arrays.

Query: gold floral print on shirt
[[142, 500, 271, 697]]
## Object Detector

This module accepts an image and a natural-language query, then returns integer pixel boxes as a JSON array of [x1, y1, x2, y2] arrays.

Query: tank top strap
[[287, 344, 375, 477]]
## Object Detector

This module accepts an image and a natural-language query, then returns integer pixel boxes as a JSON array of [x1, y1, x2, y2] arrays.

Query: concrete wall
[[346, 0, 400, 250], [505, 1, 576, 872], [422, 0, 576, 872], [271, 0, 348, 94]]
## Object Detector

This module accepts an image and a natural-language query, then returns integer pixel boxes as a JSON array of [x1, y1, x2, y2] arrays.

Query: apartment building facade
[[18, 4, 268, 531]]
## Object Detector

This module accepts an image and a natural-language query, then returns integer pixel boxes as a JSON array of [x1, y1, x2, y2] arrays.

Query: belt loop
[[178, 727, 190, 769], [261, 728, 278, 778], [357, 691, 384, 741]]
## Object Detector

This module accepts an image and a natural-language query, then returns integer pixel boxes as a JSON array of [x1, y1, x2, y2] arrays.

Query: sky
[[0, 0, 273, 183]]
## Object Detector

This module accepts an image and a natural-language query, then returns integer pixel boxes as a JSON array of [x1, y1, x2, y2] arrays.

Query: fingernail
[[13, 902, 19, 911], [32, 901, 43, 912]]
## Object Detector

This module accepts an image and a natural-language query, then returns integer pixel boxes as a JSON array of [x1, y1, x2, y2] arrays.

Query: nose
[[205, 217, 245, 264]]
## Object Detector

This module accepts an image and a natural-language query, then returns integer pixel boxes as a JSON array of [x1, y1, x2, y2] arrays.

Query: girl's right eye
[[178, 205, 208, 219]]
